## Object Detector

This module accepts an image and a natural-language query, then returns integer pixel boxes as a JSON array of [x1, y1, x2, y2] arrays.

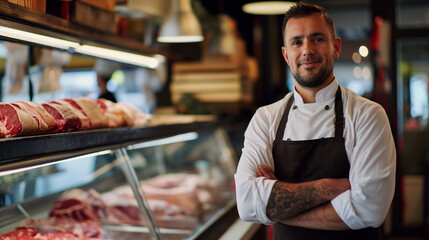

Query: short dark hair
[[282, 2, 336, 45]]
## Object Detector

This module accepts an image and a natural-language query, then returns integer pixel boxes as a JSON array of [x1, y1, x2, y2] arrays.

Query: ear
[[282, 46, 289, 65], [333, 37, 342, 59]]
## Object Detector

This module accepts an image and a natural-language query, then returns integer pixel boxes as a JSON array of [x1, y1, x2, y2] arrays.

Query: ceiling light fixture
[[242, 1, 294, 15], [157, 0, 204, 43], [0, 25, 161, 69]]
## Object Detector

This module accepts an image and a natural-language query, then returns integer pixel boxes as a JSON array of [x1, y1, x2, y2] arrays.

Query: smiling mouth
[[298, 58, 322, 69]]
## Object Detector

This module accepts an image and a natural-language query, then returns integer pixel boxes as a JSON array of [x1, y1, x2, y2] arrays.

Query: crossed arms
[[256, 165, 351, 230]]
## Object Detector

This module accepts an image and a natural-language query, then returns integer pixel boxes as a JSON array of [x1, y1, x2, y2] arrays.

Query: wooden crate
[[171, 61, 254, 105], [77, 0, 115, 12], [69, 1, 118, 34], [7, 0, 46, 12]]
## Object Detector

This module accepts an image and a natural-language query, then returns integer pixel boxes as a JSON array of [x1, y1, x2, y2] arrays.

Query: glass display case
[[0, 122, 238, 240]]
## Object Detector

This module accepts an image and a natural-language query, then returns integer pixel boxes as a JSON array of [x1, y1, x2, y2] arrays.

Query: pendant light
[[157, 0, 204, 43], [242, 1, 294, 15], [208, 14, 238, 55]]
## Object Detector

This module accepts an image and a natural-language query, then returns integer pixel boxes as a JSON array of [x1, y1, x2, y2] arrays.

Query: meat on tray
[[14, 101, 57, 133], [0, 103, 38, 137], [63, 97, 108, 129], [49, 189, 104, 222], [0, 97, 150, 138], [42, 102, 83, 132], [0, 218, 105, 239]]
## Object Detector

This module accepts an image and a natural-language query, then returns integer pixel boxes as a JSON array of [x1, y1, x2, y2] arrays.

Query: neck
[[295, 76, 335, 103]]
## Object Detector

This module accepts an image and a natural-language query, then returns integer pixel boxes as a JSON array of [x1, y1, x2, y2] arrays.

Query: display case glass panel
[[0, 149, 159, 239], [125, 129, 237, 239]]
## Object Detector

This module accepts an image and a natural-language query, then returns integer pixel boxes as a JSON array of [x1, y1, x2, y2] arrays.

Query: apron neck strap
[[334, 86, 344, 140], [275, 86, 344, 142]]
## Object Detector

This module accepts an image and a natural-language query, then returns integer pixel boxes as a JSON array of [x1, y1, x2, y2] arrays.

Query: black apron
[[272, 86, 381, 240]]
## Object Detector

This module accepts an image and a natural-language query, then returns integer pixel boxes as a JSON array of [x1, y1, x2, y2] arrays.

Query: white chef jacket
[[234, 79, 396, 229]]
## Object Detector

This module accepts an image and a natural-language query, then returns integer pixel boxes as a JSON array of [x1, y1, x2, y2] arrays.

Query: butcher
[[235, 2, 396, 239]]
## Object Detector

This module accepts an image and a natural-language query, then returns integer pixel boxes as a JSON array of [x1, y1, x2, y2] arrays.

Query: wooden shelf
[[0, 1, 163, 56]]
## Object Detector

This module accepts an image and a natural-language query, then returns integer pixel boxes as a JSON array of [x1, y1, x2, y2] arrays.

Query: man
[[97, 73, 117, 103], [234, 2, 396, 239]]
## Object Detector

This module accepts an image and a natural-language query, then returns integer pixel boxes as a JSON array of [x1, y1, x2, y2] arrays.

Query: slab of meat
[[0, 121, 7, 137], [15, 101, 58, 133], [140, 173, 202, 215], [114, 103, 149, 126], [42, 103, 82, 132], [0, 228, 84, 240], [49, 100, 90, 130], [0, 103, 38, 137], [49, 189, 104, 222], [96, 99, 133, 128], [1, 228, 37, 238], [11, 102, 57, 134], [19, 218, 105, 239], [102, 187, 199, 229], [63, 97, 108, 129]]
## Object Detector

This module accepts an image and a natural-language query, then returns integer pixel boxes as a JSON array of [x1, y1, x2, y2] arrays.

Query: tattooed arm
[[257, 165, 350, 229]]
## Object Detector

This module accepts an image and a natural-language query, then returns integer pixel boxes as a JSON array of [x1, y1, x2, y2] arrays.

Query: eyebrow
[[288, 32, 327, 43]]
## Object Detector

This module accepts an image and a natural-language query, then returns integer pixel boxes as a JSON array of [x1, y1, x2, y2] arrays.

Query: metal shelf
[[0, 122, 216, 167]]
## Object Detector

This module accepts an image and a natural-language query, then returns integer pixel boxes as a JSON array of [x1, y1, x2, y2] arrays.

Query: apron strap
[[274, 95, 294, 143], [275, 86, 344, 142], [334, 86, 345, 140]]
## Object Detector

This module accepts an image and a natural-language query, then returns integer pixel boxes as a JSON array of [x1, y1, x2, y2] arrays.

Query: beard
[[293, 57, 333, 88]]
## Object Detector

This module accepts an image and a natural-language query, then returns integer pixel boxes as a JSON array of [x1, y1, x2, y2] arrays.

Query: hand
[[256, 165, 277, 180]]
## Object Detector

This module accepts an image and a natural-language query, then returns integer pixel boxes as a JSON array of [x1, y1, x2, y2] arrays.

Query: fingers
[[256, 165, 278, 180]]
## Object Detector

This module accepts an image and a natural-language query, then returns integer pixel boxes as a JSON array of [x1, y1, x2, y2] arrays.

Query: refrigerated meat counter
[[0, 122, 240, 240]]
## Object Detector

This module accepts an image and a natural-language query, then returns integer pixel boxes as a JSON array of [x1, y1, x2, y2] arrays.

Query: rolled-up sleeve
[[235, 107, 279, 225], [332, 103, 396, 229]]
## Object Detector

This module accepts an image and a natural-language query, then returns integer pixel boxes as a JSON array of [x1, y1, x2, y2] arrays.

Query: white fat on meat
[[64, 97, 108, 129], [115, 102, 149, 126], [49, 100, 90, 130], [0, 103, 38, 137], [42, 103, 82, 132], [0, 121, 6, 137], [16, 101, 58, 133], [97, 98, 133, 127]]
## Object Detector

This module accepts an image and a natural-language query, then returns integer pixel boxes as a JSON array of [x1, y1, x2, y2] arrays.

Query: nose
[[302, 39, 314, 56]]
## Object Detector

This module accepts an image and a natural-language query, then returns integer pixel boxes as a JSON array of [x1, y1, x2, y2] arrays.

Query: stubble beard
[[293, 59, 333, 88]]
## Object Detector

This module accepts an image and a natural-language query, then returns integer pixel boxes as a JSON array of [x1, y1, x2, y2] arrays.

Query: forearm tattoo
[[267, 183, 322, 221]]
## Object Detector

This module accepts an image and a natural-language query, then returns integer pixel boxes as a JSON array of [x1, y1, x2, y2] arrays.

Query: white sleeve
[[332, 104, 396, 229], [234, 107, 277, 225]]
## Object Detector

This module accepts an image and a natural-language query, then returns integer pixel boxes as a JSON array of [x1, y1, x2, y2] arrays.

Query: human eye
[[313, 36, 326, 43], [291, 40, 302, 46]]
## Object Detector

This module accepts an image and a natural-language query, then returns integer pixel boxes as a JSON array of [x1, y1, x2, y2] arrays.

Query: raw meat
[[42, 103, 82, 132], [1, 228, 37, 237], [115, 103, 149, 126], [140, 173, 201, 215], [102, 187, 199, 229], [0, 121, 7, 137], [96, 99, 133, 127], [63, 97, 108, 129], [16, 101, 58, 133], [0, 229, 82, 240], [49, 100, 90, 130], [11, 102, 57, 134], [0, 103, 38, 137], [49, 189, 104, 222], [20, 218, 105, 239]]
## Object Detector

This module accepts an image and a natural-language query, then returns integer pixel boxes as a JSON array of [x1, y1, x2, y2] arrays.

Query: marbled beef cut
[[49, 189, 104, 221], [42, 103, 82, 132], [0, 103, 38, 137], [16, 101, 58, 133], [0, 121, 6, 137], [96, 98, 133, 127], [49, 100, 90, 130], [64, 97, 108, 129]]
